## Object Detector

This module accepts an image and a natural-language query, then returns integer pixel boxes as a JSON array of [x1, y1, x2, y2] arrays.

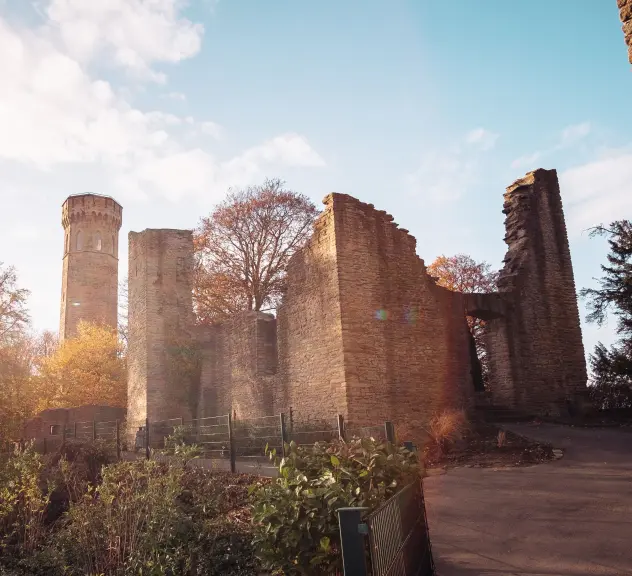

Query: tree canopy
[[580, 220, 632, 408]]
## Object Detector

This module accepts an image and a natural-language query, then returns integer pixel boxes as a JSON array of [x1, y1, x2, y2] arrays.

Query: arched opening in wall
[[95, 232, 102, 251], [65, 233, 69, 253], [111, 235, 115, 255], [76, 230, 83, 251], [466, 316, 491, 393]]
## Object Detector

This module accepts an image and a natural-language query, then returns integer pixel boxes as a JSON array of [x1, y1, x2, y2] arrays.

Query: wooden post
[[227, 413, 236, 473], [115, 420, 121, 460], [384, 421, 396, 444], [92, 421, 97, 442], [73, 422, 77, 439], [42, 437, 47, 455], [280, 412, 288, 457], [337, 414, 345, 441], [145, 417, 150, 460]]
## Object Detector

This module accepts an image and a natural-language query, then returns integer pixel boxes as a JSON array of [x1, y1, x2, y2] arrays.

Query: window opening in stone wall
[[112, 235, 115, 255], [76, 230, 83, 251], [95, 232, 102, 251]]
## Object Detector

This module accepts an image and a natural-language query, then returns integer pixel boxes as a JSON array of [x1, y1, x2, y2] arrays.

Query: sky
[[0, 0, 631, 364]]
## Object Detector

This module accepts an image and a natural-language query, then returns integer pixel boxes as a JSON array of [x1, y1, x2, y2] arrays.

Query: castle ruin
[[113, 168, 587, 437], [619, 0, 632, 65], [59, 194, 122, 340]]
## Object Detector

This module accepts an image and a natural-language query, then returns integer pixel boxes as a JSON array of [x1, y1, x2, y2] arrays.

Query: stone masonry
[[79, 168, 587, 437], [127, 230, 195, 430], [619, 0, 632, 65], [59, 194, 122, 340], [483, 169, 588, 415]]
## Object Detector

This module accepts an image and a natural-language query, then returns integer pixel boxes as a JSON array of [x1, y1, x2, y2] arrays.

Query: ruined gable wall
[[489, 169, 587, 413], [330, 194, 474, 434], [619, 0, 632, 65], [273, 197, 348, 421], [196, 312, 276, 420], [127, 229, 195, 429]]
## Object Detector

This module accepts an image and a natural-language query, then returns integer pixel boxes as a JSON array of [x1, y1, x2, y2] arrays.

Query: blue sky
[[0, 0, 630, 363]]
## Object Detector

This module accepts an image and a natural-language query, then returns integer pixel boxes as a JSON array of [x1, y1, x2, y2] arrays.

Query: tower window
[[76, 231, 83, 251], [95, 232, 102, 251]]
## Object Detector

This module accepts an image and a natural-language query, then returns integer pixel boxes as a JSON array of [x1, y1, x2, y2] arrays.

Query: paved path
[[424, 423, 632, 576]]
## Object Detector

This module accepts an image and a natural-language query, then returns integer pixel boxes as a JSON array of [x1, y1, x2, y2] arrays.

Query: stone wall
[[197, 312, 277, 420], [59, 194, 122, 341], [328, 194, 474, 434], [484, 169, 587, 414], [273, 198, 348, 422], [619, 0, 632, 65], [127, 229, 195, 430], [23, 405, 126, 439]]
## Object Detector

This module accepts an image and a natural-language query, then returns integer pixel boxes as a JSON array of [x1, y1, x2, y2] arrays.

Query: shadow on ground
[[425, 423, 632, 576]]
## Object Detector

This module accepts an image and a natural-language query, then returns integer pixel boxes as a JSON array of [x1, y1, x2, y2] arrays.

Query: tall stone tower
[[59, 194, 123, 341]]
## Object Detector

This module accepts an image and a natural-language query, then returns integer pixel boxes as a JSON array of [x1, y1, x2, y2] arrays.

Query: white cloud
[[45, 0, 204, 81], [511, 122, 591, 169], [164, 91, 187, 101], [465, 127, 499, 151], [200, 121, 222, 139], [406, 129, 497, 203], [560, 149, 632, 235], [0, 7, 324, 202]]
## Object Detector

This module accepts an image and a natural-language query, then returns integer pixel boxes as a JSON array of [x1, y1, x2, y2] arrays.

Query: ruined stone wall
[[274, 198, 348, 422], [619, 0, 632, 65], [59, 194, 122, 341], [329, 194, 474, 434], [127, 229, 195, 430], [486, 169, 587, 414], [196, 312, 276, 420]]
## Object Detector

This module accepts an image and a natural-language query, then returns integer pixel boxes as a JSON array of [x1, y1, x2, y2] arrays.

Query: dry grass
[[424, 409, 468, 455]]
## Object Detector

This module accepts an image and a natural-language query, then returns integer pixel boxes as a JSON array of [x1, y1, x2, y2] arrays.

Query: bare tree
[[194, 178, 318, 323], [428, 254, 499, 390], [0, 262, 30, 344], [118, 278, 129, 348]]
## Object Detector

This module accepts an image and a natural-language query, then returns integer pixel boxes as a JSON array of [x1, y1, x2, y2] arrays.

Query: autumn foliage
[[194, 178, 318, 323], [36, 321, 126, 410]]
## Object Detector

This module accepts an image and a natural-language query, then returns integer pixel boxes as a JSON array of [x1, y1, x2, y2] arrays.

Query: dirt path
[[424, 423, 632, 575]]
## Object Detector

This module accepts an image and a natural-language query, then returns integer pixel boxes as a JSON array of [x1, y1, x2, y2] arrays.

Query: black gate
[[338, 480, 435, 575]]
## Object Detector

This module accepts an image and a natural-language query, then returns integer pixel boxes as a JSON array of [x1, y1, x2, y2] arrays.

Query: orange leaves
[[193, 178, 318, 323], [36, 321, 126, 410]]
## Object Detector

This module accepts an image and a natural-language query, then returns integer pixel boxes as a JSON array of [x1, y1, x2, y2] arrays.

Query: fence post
[[145, 417, 150, 460], [337, 508, 369, 576], [337, 414, 345, 441], [62, 422, 67, 446], [42, 437, 47, 455], [227, 413, 236, 473], [384, 420, 396, 444], [74, 422, 77, 439], [92, 420, 97, 442], [280, 412, 288, 456], [289, 406, 294, 433], [115, 420, 121, 460]]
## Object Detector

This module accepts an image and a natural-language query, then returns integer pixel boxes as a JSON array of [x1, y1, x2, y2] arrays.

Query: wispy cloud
[[560, 147, 632, 235], [511, 122, 591, 169], [406, 128, 499, 203]]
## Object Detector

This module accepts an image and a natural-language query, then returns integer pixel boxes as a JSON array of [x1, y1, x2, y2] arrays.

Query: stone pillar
[[127, 229, 195, 430]]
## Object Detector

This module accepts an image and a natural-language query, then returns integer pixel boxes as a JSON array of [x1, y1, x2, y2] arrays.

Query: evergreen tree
[[580, 220, 632, 408]]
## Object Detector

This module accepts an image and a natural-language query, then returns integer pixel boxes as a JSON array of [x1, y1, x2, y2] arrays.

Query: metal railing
[[338, 480, 434, 576]]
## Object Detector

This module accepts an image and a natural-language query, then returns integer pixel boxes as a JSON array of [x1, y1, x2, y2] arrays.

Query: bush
[[250, 437, 421, 575], [54, 459, 195, 575], [424, 409, 468, 456], [0, 443, 51, 558]]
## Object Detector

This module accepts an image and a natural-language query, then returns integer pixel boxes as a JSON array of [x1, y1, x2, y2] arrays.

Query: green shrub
[[54, 459, 195, 575], [163, 425, 203, 466], [250, 437, 422, 575], [0, 443, 52, 558]]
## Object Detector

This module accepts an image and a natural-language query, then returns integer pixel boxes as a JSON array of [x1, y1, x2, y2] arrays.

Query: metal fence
[[338, 480, 434, 576], [23, 412, 406, 476]]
